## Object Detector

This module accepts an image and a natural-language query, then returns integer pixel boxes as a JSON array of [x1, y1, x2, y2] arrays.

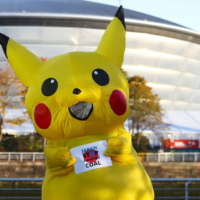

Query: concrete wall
[[1, 161, 200, 178], [0, 161, 46, 178], [143, 162, 200, 178]]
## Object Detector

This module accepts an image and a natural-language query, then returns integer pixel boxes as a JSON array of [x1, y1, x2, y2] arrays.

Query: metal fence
[[138, 152, 200, 162], [1, 152, 200, 162], [152, 178, 200, 200], [0, 178, 200, 200], [0, 178, 42, 200], [0, 152, 45, 162]]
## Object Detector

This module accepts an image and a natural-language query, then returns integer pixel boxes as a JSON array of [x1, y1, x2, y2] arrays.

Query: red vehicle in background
[[165, 139, 199, 150]]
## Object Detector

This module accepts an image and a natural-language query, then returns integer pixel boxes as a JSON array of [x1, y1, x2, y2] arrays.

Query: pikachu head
[[0, 6, 130, 140]]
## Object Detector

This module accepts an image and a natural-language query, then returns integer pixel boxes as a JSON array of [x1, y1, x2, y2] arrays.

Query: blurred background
[[0, 0, 200, 199]]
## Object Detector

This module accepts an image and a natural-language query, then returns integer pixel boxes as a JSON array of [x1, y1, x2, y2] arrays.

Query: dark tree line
[[0, 132, 44, 152]]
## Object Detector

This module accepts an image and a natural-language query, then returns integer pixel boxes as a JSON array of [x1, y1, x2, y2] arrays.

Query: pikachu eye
[[42, 78, 58, 96], [92, 69, 109, 86]]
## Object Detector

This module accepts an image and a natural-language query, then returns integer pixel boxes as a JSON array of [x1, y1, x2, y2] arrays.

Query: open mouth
[[69, 102, 93, 120]]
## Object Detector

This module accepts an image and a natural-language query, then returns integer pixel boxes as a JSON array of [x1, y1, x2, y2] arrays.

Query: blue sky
[[86, 0, 200, 32]]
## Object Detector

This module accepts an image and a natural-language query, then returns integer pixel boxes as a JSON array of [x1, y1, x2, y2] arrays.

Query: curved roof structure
[[0, 0, 187, 28], [0, 0, 199, 45]]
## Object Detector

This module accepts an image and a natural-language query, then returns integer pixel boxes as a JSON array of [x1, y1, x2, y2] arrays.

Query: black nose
[[73, 88, 82, 95]]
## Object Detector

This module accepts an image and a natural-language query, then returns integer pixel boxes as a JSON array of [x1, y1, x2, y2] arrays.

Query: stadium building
[[1, 0, 200, 150]]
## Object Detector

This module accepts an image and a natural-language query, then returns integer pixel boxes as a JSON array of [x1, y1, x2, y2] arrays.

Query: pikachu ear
[[0, 33, 43, 87], [95, 6, 126, 68]]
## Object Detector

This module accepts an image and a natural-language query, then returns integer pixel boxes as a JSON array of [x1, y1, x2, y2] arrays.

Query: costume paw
[[44, 147, 76, 174], [104, 135, 135, 163]]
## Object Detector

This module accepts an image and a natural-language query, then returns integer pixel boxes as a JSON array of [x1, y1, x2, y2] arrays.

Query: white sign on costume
[[70, 140, 112, 174]]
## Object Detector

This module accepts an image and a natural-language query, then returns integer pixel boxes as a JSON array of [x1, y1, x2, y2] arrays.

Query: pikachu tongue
[[69, 102, 93, 120]]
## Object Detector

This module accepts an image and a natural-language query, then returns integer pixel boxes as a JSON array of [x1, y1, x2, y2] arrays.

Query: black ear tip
[[115, 5, 126, 30], [0, 33, 9, 58]]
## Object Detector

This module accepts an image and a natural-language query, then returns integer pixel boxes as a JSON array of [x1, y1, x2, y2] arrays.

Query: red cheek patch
[[109, 90, 127, 116], [34, 103, 51, 129]]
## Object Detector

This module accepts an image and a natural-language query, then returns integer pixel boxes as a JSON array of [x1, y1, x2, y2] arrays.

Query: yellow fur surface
[[2, 7, 154, 200], [43, 129, 153, 200]]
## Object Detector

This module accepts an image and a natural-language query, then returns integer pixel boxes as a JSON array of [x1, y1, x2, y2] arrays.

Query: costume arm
[[44, 147, 76, 175], [104, 127, 136, 162]]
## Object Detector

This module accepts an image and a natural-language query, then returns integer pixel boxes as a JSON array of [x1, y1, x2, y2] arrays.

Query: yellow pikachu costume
[[0, 6, 154, 200]]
